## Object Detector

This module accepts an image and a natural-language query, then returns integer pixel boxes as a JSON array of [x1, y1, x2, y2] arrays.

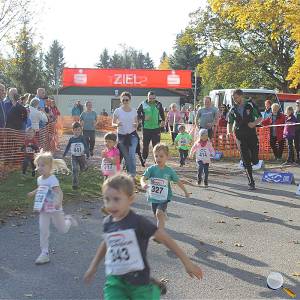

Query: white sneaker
[[65, 215, 78, 227], [35, 253, 50, 265]]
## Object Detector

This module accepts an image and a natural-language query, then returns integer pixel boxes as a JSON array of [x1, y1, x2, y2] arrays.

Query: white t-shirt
[[37, 174, 59, 188], [113, 107, 137, 135]]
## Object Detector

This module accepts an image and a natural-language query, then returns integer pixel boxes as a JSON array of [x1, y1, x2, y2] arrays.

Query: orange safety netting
[[60, 116, 115, 133], [0, 122, 59, 179]]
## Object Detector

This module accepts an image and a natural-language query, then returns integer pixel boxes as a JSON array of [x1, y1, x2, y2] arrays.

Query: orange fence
[[61, 116, 115, 132], [0, 122, 59, 179]]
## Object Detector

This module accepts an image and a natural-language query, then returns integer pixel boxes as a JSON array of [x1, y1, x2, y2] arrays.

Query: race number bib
[[148, 178, 168, 202], [33, 186, 49, 212], [105, 229, 145, 275], [70, 143, 84, 156], [197, 149, 208, 159], [101, 159, 116, 175], [25, 146, 34, 153], [179, 138, 188, 147]]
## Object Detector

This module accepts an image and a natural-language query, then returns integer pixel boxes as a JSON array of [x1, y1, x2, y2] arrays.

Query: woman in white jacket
[[29, 98, 48, 130]]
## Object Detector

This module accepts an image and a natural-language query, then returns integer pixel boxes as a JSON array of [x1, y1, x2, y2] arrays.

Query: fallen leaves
[[216, 220, 226, 224], [234, 243, 244, 248], [291, 272, 300, 277]]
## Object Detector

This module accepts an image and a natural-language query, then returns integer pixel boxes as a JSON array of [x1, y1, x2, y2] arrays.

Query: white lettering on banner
[[74, 73, 87, 85], [33, 186, 49, 212], [113, 74, 147, 86], [167, 72, 181, 85], [148, 178, 168, 201], [70, 143, 84, 156], [105, 229, 145, 275]]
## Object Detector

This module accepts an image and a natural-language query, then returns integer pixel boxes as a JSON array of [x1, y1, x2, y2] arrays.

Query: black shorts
[[151, 202, 168, 214]]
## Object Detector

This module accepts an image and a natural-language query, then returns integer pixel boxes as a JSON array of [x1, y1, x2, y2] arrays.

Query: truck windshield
[[243, 92, 278, 113]]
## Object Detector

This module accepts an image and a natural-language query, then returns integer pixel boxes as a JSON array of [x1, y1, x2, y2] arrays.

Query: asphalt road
[[1, 158, 300, 299]]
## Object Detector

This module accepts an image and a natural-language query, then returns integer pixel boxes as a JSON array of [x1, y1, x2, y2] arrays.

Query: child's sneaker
[[35, 253, 50, 265], [31, 170, 36, 177], [150, 277, 168, 295], [204, 181, 208, 188], [197, 179, 202, 186]]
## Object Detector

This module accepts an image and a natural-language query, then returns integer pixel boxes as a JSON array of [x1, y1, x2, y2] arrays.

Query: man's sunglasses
[[122, 98, 130, 102]]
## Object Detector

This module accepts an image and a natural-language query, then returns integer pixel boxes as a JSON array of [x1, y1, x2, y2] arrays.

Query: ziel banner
[[62, 68, 192, 89]]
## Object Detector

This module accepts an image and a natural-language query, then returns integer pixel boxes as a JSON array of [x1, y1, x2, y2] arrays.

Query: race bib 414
[[105, 229, 145, 275]]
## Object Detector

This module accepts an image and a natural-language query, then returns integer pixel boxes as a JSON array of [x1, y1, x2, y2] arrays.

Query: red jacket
[[261, 112, 285, 142]]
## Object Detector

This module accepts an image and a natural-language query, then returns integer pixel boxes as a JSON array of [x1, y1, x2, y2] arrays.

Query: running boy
[[84, 173, 203, 299], [189, 129, 215, 187], [101, 132, 120, 178], [140, 144, 190, 230], [21, 127, 39, 176], [175, 124, 193, 167], [63, 122, 89, 190]]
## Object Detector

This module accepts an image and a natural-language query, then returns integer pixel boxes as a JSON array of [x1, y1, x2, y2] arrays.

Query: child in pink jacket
[[189, 129, 215, 187]]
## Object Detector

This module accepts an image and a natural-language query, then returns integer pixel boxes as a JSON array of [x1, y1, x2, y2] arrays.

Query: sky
[[38, 0, 206, 68]]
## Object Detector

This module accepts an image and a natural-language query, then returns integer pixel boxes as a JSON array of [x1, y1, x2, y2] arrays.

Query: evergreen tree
[[44, 40, 65, 93], [110, 52, 123, 68], [169, 33, 204, 70], [96, 48, 110, 68], [7, 22, 45, 93], [144, 52, 154, 69]]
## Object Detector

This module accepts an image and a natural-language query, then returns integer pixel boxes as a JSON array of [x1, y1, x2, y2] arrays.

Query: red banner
[[62, 68, 192, 89]]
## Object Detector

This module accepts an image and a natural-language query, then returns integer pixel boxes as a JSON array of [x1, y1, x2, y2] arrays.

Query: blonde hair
[[102, 173, 134, 197], [153, 143, 169, 156], [34, 150, 70, 174], [286, 106, 294, 114], [271, 103, 280, 110]]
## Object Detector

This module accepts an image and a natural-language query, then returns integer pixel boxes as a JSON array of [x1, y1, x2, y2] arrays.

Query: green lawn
[[0, 166, 103, 218], [160, 132, 179, 157]]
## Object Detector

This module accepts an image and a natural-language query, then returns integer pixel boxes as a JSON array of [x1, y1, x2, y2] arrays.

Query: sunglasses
[[122, 98, 130, 102]]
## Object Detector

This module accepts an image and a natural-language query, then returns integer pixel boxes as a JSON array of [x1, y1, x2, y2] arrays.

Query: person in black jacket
[[5, 94, 27, 130], [137, 91, 165, 163]]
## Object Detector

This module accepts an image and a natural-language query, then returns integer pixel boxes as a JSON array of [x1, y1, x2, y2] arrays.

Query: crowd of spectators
[[0, 84, 60, 131]]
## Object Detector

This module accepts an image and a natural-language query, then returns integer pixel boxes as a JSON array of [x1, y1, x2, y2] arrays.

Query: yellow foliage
[[209, 0, 300, 87], [158, 56, 171, 70]]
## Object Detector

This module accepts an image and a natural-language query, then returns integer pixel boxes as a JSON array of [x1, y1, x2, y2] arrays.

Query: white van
[[209, 88, 280, 113]]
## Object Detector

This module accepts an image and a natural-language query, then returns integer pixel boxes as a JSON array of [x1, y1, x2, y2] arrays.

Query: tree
[[6, 22, 45, 93], [158, 52, 171, 70], [110, 52, 123, 68], [207, 0, 299, 90], [44, 40, 65, 93], [169, 33, 205, 70], [96, 48, 110, 68], [0, 0, 30, 42]]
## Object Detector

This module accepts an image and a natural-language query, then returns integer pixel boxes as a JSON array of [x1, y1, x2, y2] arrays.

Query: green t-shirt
[[142, 101, 160, 129], [175, 132, 193, 150], [143, 165, 179, 203]]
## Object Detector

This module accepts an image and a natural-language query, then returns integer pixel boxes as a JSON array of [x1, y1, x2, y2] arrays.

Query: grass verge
[[0, 166, 103, 219]]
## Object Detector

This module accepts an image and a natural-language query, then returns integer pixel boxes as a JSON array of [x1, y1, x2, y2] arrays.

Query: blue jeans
[[118, 134, 138, 176], [197, 160, 209, 184]]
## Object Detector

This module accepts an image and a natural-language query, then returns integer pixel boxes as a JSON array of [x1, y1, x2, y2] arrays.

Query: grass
[[160, 132, 179, 157], [0, 166, 103, 218]]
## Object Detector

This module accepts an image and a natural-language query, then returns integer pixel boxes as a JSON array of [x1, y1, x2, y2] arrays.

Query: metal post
[[193, 68, 197, 109]]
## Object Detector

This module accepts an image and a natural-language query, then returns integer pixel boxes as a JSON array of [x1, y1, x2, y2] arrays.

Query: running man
[[137, 91, 165, 163]]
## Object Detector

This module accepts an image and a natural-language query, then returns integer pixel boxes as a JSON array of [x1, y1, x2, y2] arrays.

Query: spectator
[[167, 103, 182, 144], [36, 88, 46, 110], [295, 100, 300, 163], [5, 93, 28, 130], [262, 103, 285, 160], [196, 96, 218, 139], [3, 87, 18, 104], [262, 100, 272, 119], [28, 98, 48, 131], [44, 98, 55, 123], [0, 83, 6, 128], [283, 106, 297, 165], [180, 106, 187, 123], [72, 100, 84, 122], [188, 105, 196, 124], [80, 101, 97, 157], [101, 108, 108, 116], [49, 99, 60, 122], [218, 104, 228, 127]]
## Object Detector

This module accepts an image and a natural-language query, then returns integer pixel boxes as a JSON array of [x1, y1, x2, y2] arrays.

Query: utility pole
[[193, 68, 197, 109]]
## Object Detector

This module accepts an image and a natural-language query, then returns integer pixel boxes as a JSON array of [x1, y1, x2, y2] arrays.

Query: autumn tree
[[208, 0, 300, 90], [158, 52, 171, 70]]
